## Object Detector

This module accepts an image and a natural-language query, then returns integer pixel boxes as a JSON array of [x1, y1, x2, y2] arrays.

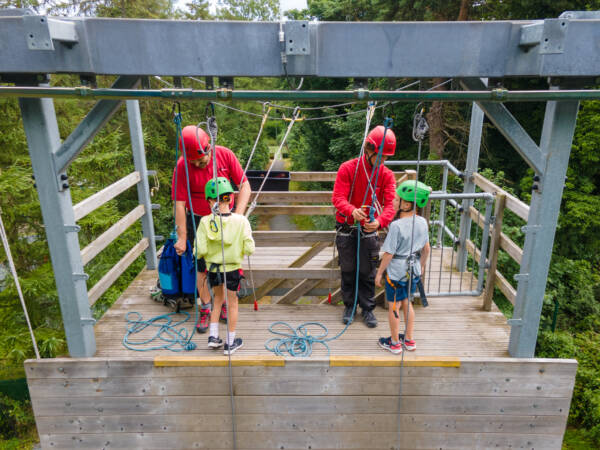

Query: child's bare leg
[[388, 302, 401, 342], [401, 300, 415, 340], [197, 272, 211, 307], [210, 285, 225, 324], [226, 289, 238, 332]]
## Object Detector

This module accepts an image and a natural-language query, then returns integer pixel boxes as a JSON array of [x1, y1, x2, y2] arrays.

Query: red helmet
[[180, 125, 210, 160], [365, 126, 396, 156]]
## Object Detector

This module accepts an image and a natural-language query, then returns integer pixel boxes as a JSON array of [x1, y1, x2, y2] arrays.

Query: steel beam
[[457, 91, 485, 271], [53, 76, 140, 174], [19, 94, 96, 357], [509, 95, 579, 357], [126, 100, 157, 270], [460, 78, 545, 174], [2, 16, 600, 77]]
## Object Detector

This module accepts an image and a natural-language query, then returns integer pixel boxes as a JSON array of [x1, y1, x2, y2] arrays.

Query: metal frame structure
[[2, 11, 599, 357]]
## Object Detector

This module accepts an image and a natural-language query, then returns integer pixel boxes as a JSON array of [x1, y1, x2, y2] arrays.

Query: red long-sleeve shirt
[[332, 156, 397, 228]]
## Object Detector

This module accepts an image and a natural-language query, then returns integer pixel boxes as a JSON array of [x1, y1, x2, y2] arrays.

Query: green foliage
[[0, 393, 35, 441], [214, 0, 279, 20]]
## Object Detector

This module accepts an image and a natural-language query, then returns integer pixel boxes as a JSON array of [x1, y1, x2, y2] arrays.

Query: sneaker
[[378, 337, 402, 354], [361, 309, 378, 328], [220, 303, 227, 323], [342, 306, 354, 324], [208, 336, 223, 349], [196, 308, 210, 334], [403, 339, 417, 351], [224, 338, 243, 355]]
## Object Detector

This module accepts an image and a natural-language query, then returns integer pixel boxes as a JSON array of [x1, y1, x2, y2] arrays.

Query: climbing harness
[[0, 208, 40, 359]]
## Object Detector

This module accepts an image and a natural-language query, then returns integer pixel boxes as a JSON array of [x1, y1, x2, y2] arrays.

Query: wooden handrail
[[472, 173, 529, 221], [73, 171, 141, 221]]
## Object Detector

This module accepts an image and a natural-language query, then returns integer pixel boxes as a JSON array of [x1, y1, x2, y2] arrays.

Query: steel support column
[[126, 100, 157, 269], [509, 96, 579, 357], [457, 98, 485, 271], [19, 95, 96, 357]]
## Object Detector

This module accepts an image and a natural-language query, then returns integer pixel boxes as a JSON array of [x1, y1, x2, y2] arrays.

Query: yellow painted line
[[330, 355, 461, 367], [154, 355, 285, 367]]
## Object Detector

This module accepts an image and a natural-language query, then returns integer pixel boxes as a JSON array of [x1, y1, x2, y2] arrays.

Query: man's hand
[[363, 218, 380, 233], [351, 207, 368, 223], [174, 238, 187, 256], [375, 272, 383, 288]]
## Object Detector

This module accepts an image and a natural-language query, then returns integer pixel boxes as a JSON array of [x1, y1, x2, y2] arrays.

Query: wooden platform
[[94, 254, 509, 358]]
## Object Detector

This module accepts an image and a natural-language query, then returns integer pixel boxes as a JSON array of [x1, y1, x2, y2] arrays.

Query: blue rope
[[265, 119, 393, 357], [123, 311, 197, 351]]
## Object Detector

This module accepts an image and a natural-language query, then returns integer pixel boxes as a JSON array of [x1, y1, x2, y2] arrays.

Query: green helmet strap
[[396, 180, 432, 208], [205, 176, 234, 200]]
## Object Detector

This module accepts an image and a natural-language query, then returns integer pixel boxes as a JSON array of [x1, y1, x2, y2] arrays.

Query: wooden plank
[[31, 395, 572, 416], [154, 355, 284, 367], [249, 268, 337, 280], [87, 238, 149, 305], [250, 191, 332, 203], [252, 205, 335, 215], [473, 172, 529, 221], [80, 205, 145, 265], [483, 194, 505, 311], [38, 431, 563, 450], [496, 270, 517, 305], [73, 171, 141, 221], [275, 278, 321, 304], [253, 231, 335, 246], [331, 356, 460, 367], [34, 413, 568, 434], [469, 205, 523, 264], [289, 171, 338, 182]]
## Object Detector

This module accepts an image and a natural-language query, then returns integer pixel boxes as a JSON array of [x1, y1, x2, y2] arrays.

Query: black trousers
[[335, 223, 381, 312]]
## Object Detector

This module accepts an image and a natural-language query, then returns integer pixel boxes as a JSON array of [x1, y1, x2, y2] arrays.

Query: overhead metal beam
[[509, 94, 579, 357], [53, 76, 140, 174], [3, 86, 600, 102], [460, 78, 545, 175], [19, 94, 96, 358], [2, 15, 600, 77]]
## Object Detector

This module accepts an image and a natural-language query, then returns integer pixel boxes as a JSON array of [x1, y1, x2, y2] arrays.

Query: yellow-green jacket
[[194, 213, 255, 272]]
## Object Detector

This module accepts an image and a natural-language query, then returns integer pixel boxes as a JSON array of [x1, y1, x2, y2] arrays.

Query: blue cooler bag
[[158, 234, 181, 296], [180, 240, 197, 297]]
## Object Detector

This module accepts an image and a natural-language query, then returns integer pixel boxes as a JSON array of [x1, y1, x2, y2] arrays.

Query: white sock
[[209, 323, 219, 338], [227, 331, 236, 345]]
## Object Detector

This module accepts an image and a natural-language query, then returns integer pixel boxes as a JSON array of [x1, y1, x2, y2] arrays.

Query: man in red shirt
[[332, 125, 397, 328], [172, 125, 251, 333]]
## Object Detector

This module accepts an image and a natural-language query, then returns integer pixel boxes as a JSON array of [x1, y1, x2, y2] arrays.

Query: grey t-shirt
[[381, 215, 429, 281]]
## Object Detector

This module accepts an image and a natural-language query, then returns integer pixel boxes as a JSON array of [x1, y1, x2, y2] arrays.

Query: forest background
[[0, 1, 599, 448]]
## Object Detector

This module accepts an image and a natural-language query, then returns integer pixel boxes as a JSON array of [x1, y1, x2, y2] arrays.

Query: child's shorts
[[385, 276, 420, 303], [208, 269, 243, 292]]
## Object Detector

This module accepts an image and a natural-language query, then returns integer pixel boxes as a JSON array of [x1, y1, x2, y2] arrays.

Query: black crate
[[246, 170, 290, 191]]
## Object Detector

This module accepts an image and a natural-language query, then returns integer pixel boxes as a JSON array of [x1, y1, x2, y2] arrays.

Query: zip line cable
[[0, 209, 40, 359]]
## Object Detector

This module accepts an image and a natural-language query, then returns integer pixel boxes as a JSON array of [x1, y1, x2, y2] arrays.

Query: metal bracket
[[80, 317, 96, 326], [559, 11, 600, 19], [151, 204, 161, 210], [284, 21, 310, 56], [155, 235, 165, 242], [514, 273, 529, 282], [23, 15, 78, 51], [507, 318, 523, 326], [519, 19, 568, 54], [72, 272, 89, 281], [64, 224, 81, 233]]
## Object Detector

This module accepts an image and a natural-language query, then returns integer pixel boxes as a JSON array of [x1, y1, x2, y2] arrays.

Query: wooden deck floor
[[94, 246, 510, 358]]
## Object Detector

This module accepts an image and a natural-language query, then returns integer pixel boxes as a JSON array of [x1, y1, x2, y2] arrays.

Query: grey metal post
[[126, 100, 157, 269], [508, 97, 579, 358], [19, 95, 96, 357], [436, 164, 449, 245], [457, 102, 484, 271]]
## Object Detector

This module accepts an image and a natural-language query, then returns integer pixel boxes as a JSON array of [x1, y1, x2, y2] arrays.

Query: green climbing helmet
[[396, 180, 432, 208], [205, 177, 234, 200]]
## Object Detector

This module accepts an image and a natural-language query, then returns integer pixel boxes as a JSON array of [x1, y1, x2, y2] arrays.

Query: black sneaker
[[208, 336, 223, 349], [342, 306, 354, 324], [224, 338, 243, 355], [362, 309, 377, 328]]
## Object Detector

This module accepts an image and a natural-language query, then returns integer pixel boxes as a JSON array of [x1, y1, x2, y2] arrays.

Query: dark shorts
[[208, 269, 243, 292], [385, 276, 420, 303], [186, 211, 206, 272]]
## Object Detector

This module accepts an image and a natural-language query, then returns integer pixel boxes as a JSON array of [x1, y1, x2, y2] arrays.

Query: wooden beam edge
[[329, 356, 461, 367], [154, 355, 285, 367]]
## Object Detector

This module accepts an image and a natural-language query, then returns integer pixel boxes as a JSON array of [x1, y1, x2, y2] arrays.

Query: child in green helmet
[[375, 180, 432, 354], [194, 177, 255, 355]]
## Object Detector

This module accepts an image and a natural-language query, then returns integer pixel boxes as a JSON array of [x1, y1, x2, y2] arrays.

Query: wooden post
[[482, 194, 506, 311]]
